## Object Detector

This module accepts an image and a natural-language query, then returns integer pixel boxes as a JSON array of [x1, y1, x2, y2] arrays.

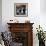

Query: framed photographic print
[[14, 3, 28, 17]]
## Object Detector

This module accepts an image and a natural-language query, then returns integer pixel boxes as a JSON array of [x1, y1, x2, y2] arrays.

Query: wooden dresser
[[7, 23, 34, 46]]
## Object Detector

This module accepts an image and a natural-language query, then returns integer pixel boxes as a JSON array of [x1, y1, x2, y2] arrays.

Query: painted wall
[[40, 0, 46, 32], [2, 0, 40, 30], [40, 0, 46, 13], [0, 0, 2, 32]]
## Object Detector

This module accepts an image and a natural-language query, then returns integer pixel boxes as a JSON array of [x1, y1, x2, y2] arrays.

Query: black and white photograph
[[14, 3, 28, 17]]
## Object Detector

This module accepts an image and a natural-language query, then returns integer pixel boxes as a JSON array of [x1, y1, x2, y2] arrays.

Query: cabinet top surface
[[7, 23, 34, 25]]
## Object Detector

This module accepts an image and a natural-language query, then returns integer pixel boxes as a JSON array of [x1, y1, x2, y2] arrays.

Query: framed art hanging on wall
[[14, 3, 28, 17]]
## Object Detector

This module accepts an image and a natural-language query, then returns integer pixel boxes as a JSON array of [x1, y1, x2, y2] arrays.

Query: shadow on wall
[[0, 0, 2, 32]]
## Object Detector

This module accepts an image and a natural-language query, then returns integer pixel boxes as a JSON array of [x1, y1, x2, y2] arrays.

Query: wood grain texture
[[7, 23, 34, 46]]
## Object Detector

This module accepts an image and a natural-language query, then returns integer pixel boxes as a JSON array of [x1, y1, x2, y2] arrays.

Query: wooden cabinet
[[7, 23, 34, 46]]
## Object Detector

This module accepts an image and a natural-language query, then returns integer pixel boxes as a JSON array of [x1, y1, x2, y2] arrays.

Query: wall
[[40, 0, 46, 31], [2, 0, 40, 30], [40, 0, 46, 13], [0, 0, 2, 32], [2, 0, 42, 46]]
